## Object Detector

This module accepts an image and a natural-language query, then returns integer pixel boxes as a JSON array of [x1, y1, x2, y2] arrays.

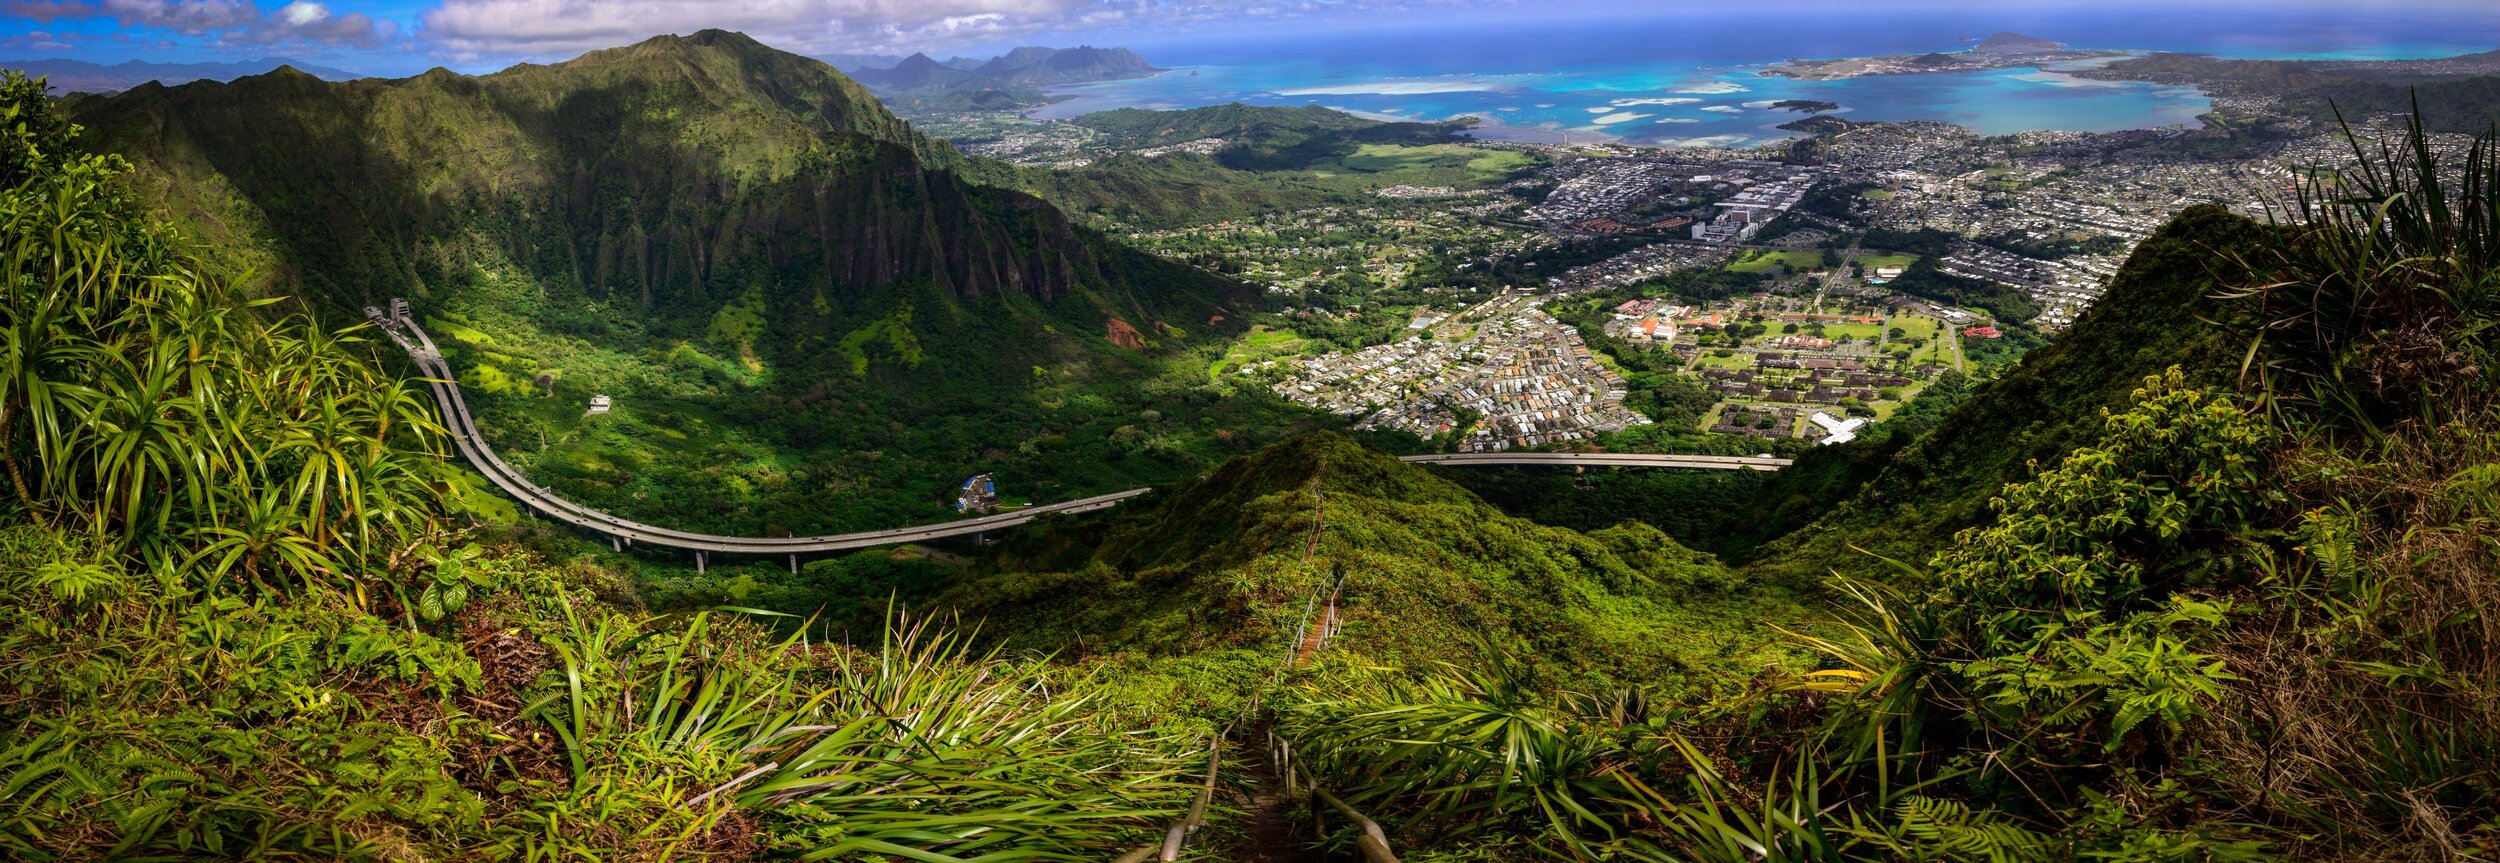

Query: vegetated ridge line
[[1399, 452, 1793, 470], [370, 301, 1151, 555]]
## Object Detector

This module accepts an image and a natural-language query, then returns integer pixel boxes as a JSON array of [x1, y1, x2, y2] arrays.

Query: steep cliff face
[[69, 29, 1185, 320]]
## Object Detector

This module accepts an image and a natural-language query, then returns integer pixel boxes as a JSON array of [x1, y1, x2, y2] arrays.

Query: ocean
[[1028, 4, 2500, 147]]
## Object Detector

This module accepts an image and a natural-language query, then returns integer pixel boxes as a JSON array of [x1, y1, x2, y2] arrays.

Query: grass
[[1887, 314, 1940, 342], [1861, 188, 1895, 200], [1855, 253, 1919, 271], [1318, 144, 1535, 190], [1813, 322, 1886, 342], [1207, 325, 1308, 383], [1728, 250, 1827, 274], [1690, 350, 1750, 370]]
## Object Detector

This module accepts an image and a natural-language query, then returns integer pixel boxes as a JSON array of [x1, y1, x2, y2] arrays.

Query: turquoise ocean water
[[1029, 5, 2500, 147]]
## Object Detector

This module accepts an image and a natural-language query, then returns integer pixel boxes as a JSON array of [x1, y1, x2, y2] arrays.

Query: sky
[[0, 0, 2492, 77]]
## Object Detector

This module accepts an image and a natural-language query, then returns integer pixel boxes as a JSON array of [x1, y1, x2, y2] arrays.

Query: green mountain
[[1069, 102, 1454, 150], [66, 29, 1281, 536], [11, 59, 2499, 860], [0, 56, 363, 92], [973, 46, 1159, 86], [73, 29, 1055, 309], [1024, 103, 1502, 226], [845, 52, 1047, 111], [941, 432, 1794, 694]]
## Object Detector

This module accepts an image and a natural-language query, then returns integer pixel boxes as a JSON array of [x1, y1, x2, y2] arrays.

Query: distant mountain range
[[830, 45, 1159, 111], [972, 46, 1159, 86], [0, 57, 360, 93]]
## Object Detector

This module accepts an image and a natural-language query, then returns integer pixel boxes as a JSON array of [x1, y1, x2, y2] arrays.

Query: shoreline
[[994, 38, 2495, 148]]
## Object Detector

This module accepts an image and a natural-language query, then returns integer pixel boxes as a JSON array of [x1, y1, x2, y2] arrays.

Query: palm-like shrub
[[0, 71, 450, 599], [505, 608, 1200, 861], [2227, 101, 2500, 429]]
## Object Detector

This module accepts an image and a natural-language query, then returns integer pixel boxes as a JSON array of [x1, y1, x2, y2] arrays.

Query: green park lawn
[[1887, 314, 1940, 342], [1729, 250, 1828, 274], [1690, 350, 1752, 371], [1855, 253, 1919, 271], [1813, 322, 1886, 342], [1334, 144, 1534, 185]]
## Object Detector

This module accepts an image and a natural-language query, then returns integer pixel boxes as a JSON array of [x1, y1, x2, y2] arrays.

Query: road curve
[[375, 303, 1150, 556], [1400, 452, 1792, 471]]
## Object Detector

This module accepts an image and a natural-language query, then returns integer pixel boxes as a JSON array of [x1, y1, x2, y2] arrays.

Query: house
[[1963, 326, 2003, 338], [586, 395, 612, 415]]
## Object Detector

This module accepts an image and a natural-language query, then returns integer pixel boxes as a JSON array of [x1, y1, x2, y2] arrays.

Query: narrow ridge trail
[[1231, 731, 1314, 863]]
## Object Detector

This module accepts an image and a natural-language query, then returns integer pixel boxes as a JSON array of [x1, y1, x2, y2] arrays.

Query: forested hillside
[[62, 30, 1327, 538], [6, 34, 2498, 862], [0, 70, 1210, 860], [945, 433, 1797, 695]]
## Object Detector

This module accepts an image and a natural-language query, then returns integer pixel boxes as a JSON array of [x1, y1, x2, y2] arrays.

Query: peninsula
[[1762, 32, 2123, 80]]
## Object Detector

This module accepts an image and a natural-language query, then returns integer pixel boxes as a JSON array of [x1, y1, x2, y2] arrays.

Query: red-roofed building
[[1963, 326, 2002, 339]]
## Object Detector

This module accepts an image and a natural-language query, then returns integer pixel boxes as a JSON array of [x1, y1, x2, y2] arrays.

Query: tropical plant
[[2224, 99, 2500, 431], [0, 72, 451, 600]]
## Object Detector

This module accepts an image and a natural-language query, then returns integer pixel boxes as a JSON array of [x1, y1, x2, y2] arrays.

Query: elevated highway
[[371, 300, 1149, 569], [371, 299, 1790, 568]]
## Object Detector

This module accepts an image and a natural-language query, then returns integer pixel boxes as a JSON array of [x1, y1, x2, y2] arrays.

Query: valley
[[4, 10, 2498, 863]]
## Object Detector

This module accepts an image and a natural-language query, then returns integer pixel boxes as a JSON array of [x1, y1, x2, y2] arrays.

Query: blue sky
[[0, 0, 2491, 77]]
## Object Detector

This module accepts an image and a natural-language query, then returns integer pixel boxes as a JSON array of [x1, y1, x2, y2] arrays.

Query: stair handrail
[[1266, 729, 1399, 863]]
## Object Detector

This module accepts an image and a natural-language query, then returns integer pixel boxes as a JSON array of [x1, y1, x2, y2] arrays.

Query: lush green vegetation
[[1729, 249, 1829, 273], [1023, 103, 1539, 228], [13, 41, 2500, 861], [63, 31, 1393, 539], [0, 72, 1206, 860], [1225, 114, 2500, 862]]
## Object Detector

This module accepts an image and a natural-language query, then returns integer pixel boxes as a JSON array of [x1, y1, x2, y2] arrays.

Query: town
[[1270, 292, 1648, 451], [925, 89, 2455, 452]]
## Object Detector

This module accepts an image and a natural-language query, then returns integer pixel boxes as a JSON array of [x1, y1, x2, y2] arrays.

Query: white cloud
[[2, 0, 390, 44], [2, 0, 257, 34], [419, 0, 1084, 58], [234, 0, 393, 46]]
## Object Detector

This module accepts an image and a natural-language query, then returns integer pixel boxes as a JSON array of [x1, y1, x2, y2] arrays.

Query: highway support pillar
[[696, 551, 706, 574], [611, 536, 621, 553], [788, 554, 798, 574]]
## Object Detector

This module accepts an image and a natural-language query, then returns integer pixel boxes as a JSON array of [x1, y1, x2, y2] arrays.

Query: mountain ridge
[[0, 56, 362, 93], [65, 28, 1267, 536]]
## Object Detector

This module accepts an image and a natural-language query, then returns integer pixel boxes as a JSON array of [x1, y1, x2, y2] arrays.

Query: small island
[[1761, 32, 2123, 80], [1768, 99, 1841, 113]]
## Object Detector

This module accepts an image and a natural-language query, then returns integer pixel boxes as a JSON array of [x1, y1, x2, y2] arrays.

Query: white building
[[1810, 411, 1868, 445]]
